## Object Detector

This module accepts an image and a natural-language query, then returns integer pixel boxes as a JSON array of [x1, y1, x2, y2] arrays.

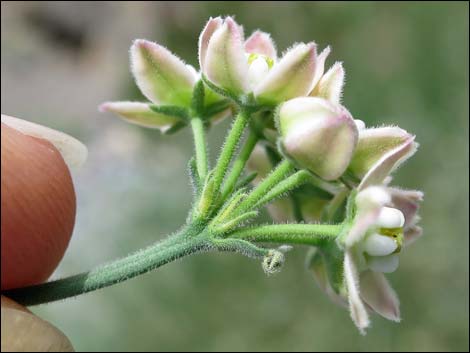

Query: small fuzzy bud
[[262, 249, 285, 275]]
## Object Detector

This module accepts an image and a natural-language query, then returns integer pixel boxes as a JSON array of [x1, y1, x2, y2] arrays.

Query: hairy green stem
[[3, 220, 342, 306], [212, 109, 251, 196], [230, 223, 343, 245], [4, 230, 209, 306], [190, 117, 208, 182], [235, 159, 294, 214], [220, 130, 259, 202], [254, 170, 311, 208]]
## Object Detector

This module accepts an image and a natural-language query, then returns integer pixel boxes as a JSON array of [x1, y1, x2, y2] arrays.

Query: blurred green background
[[1, 1, 469, 351]]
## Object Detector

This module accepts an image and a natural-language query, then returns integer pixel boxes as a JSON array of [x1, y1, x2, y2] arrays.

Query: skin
[[1, 121, 76, 351]]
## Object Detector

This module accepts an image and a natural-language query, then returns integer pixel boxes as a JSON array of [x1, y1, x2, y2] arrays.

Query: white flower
[[341, 185, 422, 334]]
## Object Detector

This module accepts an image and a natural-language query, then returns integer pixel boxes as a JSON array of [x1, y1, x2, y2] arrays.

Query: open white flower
[[309, 184, 423, 335], [341, 185, 422, 334]]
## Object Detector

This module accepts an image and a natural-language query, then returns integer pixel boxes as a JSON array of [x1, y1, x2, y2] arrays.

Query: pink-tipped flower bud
[[130, 39, 196, 107], [278, 97, 358, 180]]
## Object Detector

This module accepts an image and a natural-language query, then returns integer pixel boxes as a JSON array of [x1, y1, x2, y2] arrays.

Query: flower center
[[247, 53, 274, 89], [379, 227, 403, 254], [247, 53, 274, 68]]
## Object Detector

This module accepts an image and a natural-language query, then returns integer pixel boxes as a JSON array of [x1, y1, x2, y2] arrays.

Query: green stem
[[190, 117, 208, 182], [4, 230, 209, 306], [254, 170, 311, 208], [220, 130, 259, 202], [230, 223, 343, 246], [235, 159, 294, 214], [212, 109, 251, 196]]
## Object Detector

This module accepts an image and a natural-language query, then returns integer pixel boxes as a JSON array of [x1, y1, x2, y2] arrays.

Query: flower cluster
[[100, 16, 423, 335]]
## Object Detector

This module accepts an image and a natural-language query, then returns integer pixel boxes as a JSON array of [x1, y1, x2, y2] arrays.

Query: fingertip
[[1, 296, 74, 351], [1, 122, 77, 289]]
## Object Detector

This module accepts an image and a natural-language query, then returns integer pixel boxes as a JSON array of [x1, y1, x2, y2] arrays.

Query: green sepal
[[345, 189, 358, 223], [295, 183, 334, 200], [235, 172, 258, 189], [203, 99, 232, 120], [150, 104, 189, 120], [319, 241, 346, 295], [194, 170, 217, 220], [191, 80, 205, 116], [201, 74, 241, 104], [188, 156, 200, 195], [162, 120, 188, 135], [213, 211, 258, 235]]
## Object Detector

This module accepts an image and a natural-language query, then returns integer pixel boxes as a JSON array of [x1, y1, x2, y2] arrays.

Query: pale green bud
[[278, 97, 358, 180]]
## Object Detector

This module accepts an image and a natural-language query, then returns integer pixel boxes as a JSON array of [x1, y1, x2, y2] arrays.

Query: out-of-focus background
[[2, 1, 469, 351]]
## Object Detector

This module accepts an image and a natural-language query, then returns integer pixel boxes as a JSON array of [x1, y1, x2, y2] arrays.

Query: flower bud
[[347, 127, 418, 189], [255, 43, 318, 106], [99, 101, 183, 133], [278, 97, 358, 180], [130, 39, 196, 107], [201, 17, 250, 96], [262, 249, 285, 275]]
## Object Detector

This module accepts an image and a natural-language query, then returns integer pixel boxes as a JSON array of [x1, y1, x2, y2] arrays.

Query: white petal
[[248, 57, 270, 89], [364, 233, 397, 256], [360, 271, 401, 322], [1, 114, 87, 170], [344, 251, 370, 335], [368, 254, 399, 273], [376, 207, 405, 228], [356, 186, 391, 209], [345, 186, 391, 247]]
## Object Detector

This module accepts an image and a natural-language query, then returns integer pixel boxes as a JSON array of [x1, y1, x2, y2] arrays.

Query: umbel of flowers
[[7, 16, 423, 337], [101, 16, 423, 334]]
